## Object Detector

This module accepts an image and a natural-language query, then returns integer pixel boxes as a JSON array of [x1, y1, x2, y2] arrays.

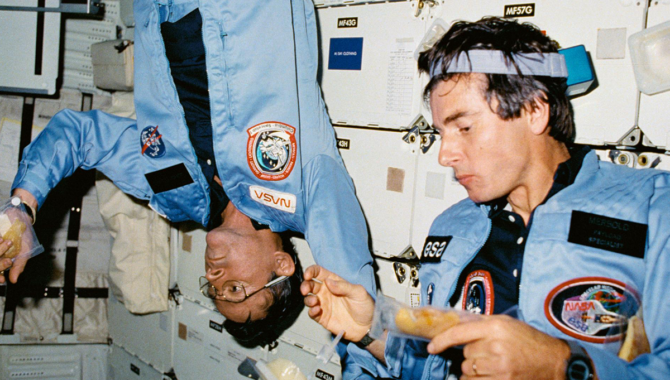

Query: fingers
[[303, 265, 320, 282], [428, 318, 490, 354], [0, 257, 11, 284], [8, 254, 28, 284]]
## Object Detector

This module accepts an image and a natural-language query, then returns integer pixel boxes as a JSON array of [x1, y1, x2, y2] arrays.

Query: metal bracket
[[614, 126, 655, 148], [393, 262, 407, 284], [413, 0, 437, 18], [403, 115, 430, 145], [420, 133, 437, 153]]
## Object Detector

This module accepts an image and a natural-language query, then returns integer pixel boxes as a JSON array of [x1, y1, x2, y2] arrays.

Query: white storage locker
[[172, 298, 257, 379], [431, 0, 647, 145], [175, 223, 218, 308], [107, 291, 175, 374], [108, 344, 165, 380], [173, 298, 342, 380], [317, 1, 428, 129], [334, 126, 419, 258], [0, 344, 108, 380], [410, 135, 468, 255], [636, 3, 670, 149], [278, 237, 351, 359], [0, 0, 61, 95]]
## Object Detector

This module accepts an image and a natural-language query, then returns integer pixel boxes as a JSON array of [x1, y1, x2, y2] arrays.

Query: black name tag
[[209, 320, 223, 333], [144, 163, 194, 194], [568, 211, 647, 258], [420, 236, 452, 263]]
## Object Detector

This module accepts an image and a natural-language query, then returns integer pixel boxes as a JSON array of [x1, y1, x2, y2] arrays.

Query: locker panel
[[432, 0, 646, 145], [279, 237, 349, 359], [0, 344, 108, 380], [107, 292, 175, 373], [108, 344, 164, 380], [174, 298, 341, 380], [637, 3, 670, 149], [411, 136, 468, 255], [334, 126, 418, 258], [317, 1, 428, 129], [172, 298, 261, 379], [176, 223, 217, 308], [0, 0, 61, 95]]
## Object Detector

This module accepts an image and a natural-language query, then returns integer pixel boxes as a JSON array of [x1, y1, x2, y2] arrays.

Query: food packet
[[0, 197, 44, 262], [370, 292, 480, 341]]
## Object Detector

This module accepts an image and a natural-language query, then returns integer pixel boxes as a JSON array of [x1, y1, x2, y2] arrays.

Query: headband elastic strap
[[429, 50, 568, 79]]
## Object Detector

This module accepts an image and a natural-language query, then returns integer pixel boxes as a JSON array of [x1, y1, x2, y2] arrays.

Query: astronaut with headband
[[300, 16, 670, 380]]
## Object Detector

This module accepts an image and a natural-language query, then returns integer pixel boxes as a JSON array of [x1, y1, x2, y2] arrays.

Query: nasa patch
[[247, 122, 297, 181], [461, 270, 494, 315], [140, 125, 166, 158], [544, 277, 639, 344]]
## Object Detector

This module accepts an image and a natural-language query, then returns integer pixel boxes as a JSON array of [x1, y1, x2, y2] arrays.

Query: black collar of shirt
[[486, 145, 591, 219]]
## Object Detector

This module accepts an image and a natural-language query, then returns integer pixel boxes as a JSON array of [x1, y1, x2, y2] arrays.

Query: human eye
[[458, 125, 471, 133]]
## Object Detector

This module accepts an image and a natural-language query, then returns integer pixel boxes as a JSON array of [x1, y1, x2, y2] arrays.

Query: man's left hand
[[427, 315, 570, 380]]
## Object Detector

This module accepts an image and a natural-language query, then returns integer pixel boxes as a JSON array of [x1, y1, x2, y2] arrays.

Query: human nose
[[437, 135, 461, 167]]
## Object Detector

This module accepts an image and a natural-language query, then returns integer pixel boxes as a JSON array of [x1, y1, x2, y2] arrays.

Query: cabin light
[[629, 20, 670, 95]]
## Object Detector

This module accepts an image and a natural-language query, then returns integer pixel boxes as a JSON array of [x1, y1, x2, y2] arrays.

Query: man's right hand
[[300, 265, 375, 342]]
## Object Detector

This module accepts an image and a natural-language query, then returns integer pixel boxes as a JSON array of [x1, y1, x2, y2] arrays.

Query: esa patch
[[246, 122, 297, 181], [140, 125, 166, 158], [461, 270, 494, 315], [568, 211, 647, 258], [420, 236, 452, 263], [544, 277, 640, 344]]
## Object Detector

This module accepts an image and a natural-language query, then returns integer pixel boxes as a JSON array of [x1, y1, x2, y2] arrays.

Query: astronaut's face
[[431, 74, 535, 204], [204, 228, 292, 323]]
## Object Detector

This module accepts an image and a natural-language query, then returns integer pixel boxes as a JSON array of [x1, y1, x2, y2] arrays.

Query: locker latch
[[413, 0, 437, 18]]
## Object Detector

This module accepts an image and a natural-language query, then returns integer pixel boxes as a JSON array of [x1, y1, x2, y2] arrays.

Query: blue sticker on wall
[[328, 37, 363, 71]]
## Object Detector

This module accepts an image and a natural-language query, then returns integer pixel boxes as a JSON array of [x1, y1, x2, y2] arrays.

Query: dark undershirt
[[160, 10, 268, 231]]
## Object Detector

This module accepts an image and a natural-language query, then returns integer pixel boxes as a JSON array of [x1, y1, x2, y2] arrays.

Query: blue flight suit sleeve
[[584, 174, 670, 379], [302, 154, 375, 295], [11, 109, 150, 207], [303, 154, 397, 378]]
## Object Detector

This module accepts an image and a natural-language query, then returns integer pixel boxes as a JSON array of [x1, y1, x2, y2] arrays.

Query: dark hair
[[223, 233, 304, 347], [418, 17, 575, 143]]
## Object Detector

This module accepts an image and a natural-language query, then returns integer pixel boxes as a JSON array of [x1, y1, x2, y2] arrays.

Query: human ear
[[527, 96, 551, 136], [272, 251, 296, 277]]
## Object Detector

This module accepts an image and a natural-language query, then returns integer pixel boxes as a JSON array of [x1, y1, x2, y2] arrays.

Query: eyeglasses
[[198, 275, 289, 303]]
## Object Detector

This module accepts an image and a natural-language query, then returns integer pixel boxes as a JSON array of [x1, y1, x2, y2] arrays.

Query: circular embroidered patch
[[461, 270, 494, 315], [544, 277, 640, 344], [140, 125, 166, 158], [246, 122, 297, 181]]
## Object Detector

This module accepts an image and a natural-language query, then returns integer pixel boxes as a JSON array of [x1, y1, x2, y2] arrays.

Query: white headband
[[429, 50, 568, 78]]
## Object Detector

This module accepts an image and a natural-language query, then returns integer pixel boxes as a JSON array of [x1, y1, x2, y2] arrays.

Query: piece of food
[[2, 219, 26, 259], [618, 315, 651, 362], [395, 306, 461, 339], [266, 358, 306, 380]]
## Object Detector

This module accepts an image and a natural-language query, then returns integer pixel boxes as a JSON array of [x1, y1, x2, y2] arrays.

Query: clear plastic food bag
[[370, 292, 480, 341], [0, 197, 44, 262]]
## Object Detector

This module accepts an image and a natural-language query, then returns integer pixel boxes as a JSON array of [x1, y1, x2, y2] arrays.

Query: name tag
[[420, 236, 452, 263], [249, 186, 296, 214], [568, 211, 647, 258], [144, 163, 194, 194]]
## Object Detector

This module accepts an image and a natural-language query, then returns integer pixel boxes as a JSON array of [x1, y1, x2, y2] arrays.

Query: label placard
[[568, 211, 647, 258], [504, 3, 535, 17]]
